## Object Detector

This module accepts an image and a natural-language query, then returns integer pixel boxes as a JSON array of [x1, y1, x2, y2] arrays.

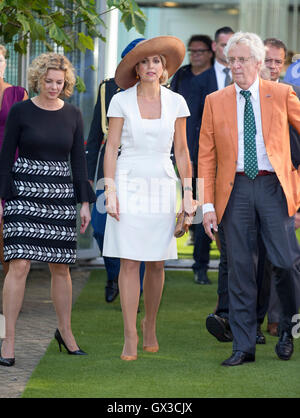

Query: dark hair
[[214, 26, 234, 42], [263, 38, 287, 58], [187, 34, 213, 51]]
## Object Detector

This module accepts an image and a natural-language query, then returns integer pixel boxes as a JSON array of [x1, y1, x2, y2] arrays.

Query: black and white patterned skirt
[[3, 157, 77, 264]]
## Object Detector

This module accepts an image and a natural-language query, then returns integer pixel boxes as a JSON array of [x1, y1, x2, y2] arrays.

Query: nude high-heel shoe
[[120, 334, 139, 361], [141, 318, 159, 353], [120, 354, 138, 361]]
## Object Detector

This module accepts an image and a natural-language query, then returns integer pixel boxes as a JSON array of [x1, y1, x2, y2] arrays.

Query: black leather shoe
[[256, 325, 266, 344], [275, 331, 294, 360], [194, 269, 211, 285], [206, 314, 233, 342], [105, 277, 119, 303], [222, 351, 255, 366], [0, 341, 15, 367]]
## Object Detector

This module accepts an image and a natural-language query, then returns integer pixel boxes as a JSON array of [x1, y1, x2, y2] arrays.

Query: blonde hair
[[159, 55, 169, 85], [0, 44, 7, 58], [28, 53, 76, 97]]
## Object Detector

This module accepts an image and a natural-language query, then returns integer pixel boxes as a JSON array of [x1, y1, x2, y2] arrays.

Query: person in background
[[86, 39, 146, 304], [263, 37, 300, 337], [0, 44, 28, 277]]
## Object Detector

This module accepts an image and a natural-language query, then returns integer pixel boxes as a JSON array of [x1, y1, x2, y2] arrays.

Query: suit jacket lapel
[[223, 85, 238, 159], [210, 68, 218, 93], [259, 78, 273, 144]]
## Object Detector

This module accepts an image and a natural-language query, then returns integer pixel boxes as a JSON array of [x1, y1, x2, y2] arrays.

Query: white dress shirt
[[214, 60, 232, 90], [203, 76, 274, 216]]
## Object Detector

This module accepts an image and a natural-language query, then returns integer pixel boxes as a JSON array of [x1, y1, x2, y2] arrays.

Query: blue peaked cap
[[121, 38, 146, 58]]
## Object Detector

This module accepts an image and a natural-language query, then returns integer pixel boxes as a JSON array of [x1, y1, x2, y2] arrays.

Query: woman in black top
[[0, 53, 95, 366]]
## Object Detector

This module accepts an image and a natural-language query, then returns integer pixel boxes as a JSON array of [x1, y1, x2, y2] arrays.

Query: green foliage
[[0, 0, 146, 55]]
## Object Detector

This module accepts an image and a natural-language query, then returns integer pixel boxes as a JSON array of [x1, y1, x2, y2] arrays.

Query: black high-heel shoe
[[0, 341, 15, 367], [54, 329, 87, 355]]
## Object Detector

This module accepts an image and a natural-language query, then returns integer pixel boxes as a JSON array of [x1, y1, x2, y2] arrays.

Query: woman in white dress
[[103, 37, 195, 360]]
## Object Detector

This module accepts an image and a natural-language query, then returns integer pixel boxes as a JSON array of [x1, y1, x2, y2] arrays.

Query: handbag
[[174, 211, 194, 238]]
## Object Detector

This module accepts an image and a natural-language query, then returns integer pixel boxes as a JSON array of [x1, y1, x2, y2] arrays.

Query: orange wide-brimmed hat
[[115, 36, 186, 90]]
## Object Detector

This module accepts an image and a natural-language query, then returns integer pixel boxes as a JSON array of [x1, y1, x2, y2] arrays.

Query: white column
[[104, 6, 119, 79]]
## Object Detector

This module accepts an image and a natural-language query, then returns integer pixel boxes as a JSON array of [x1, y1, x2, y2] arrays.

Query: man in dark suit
[[189, 27, 234, 286], [86, 39, 145, 303], [263, 37, 300, 336]]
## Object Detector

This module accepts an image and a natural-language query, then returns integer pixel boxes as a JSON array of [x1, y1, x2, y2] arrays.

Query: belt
[[236, 170, 275, 176]]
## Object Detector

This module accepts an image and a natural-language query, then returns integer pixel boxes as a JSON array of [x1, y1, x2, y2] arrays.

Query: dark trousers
[[215, 224, 270, 324], [192, 223, 211, 272], [222, 174, 299, 354], [267, 258, 300, 323]]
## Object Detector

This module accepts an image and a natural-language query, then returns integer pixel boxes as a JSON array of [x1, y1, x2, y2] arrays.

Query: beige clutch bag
[[174, 211, 194, 238]]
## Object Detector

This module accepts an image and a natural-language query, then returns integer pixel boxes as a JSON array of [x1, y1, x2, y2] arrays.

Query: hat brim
[[115, 36, 186, 90]]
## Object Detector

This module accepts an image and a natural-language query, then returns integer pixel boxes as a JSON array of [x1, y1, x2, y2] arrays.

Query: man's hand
[[203, 211, 218, 240]]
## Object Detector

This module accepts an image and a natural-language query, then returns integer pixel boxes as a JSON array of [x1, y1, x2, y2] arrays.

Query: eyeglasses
[[264, 58, 284, 66], [227, 56, 253, 66], [188, 48, 210, 55]]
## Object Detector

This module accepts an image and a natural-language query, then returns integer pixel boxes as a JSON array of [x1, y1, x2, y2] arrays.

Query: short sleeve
[[176, 94, 190, 118], [107, 93, 124, 118]]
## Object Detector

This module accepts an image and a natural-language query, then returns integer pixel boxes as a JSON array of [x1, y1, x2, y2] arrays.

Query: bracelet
[[184, 186, 193, 192], [104, 187, 117, 197]]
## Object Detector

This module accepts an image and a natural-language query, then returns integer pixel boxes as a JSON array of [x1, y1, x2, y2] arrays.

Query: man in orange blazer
[[198, 32, 300, 366]]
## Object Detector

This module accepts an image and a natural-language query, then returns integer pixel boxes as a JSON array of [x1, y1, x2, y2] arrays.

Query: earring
[[136, 74, 140, 79]]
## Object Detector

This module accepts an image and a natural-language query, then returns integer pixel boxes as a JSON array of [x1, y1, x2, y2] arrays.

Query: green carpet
[[22, 269, 300, 398]]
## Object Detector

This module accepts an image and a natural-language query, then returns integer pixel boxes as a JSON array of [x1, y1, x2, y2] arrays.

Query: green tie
[[240, 90, 258, 180]]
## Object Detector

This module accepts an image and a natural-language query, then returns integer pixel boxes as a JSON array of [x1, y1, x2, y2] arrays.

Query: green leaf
[[54, 0, 65, 8], [28, 16, 47, 41], [76, 76, 86, 93], [133, 12, 146, 35], [49, 23, 66, 44], [49, 11, 66, 26], [0, 13, 8, 25], [78, 32, 94, 51], [14, 39, 28, 55], [16, 12, 31, 34], [120, 12, 133, 32]]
